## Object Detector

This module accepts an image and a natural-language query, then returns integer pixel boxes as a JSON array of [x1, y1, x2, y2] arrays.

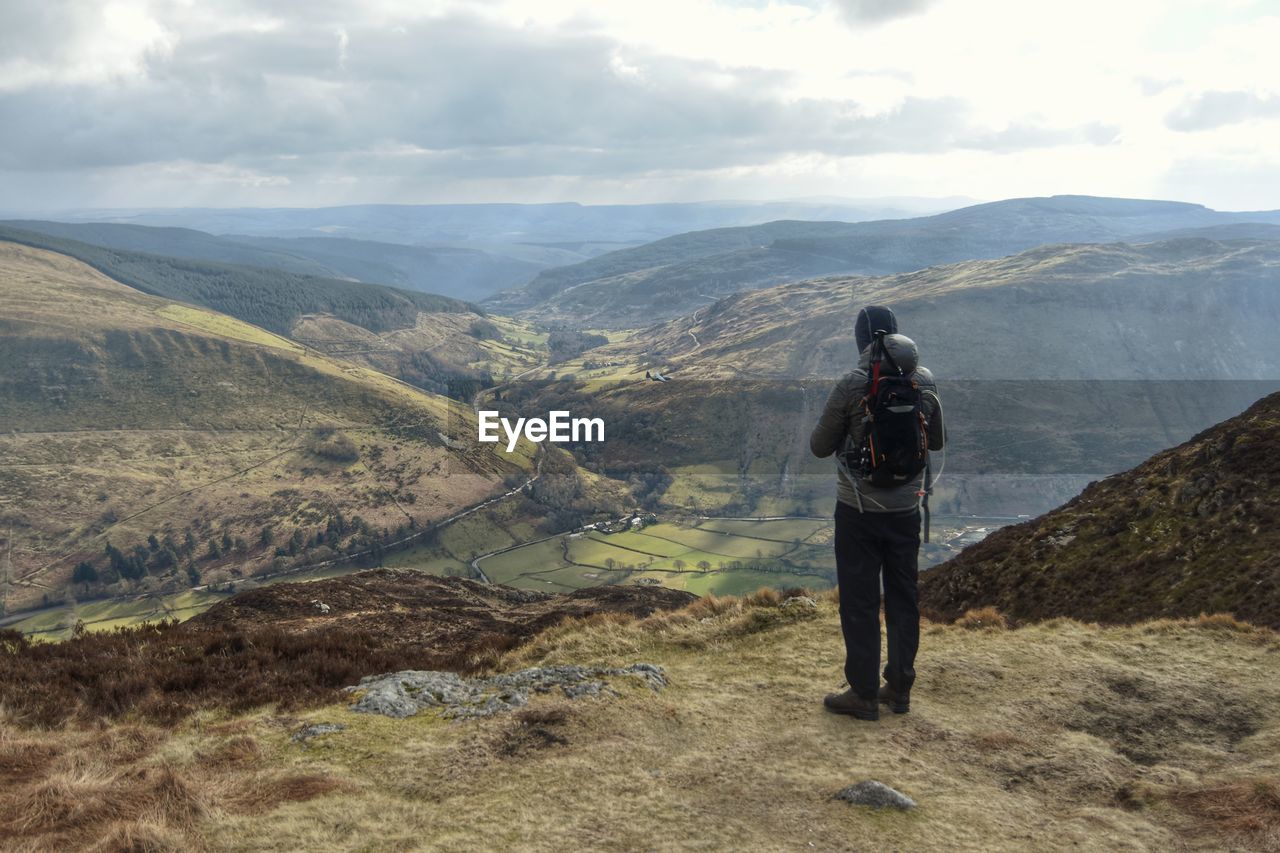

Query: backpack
[[848, 331, 929, 488]]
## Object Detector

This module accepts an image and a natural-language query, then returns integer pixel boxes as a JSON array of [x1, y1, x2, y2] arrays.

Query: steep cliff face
[[920, 393, 1280, 627]]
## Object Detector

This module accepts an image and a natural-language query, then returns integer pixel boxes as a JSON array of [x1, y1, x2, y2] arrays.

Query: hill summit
[[921, 392, 1280, 627]]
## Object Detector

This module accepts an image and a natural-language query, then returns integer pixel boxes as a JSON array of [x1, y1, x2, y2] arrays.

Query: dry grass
[[745, 587, 782, 607], [1167, 777, 1280, 850], [189, 595, 1279, 851], [0, 720, 344, 851], [7, 592, 1280, 851], [954, 606, 1009, 631]]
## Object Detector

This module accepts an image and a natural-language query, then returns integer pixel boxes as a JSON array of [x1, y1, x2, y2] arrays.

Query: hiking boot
[[823, 688, 879, 721], [878, 683, 910, 714]]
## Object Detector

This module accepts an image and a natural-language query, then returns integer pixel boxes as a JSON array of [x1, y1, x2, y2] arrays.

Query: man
[[809, 305, 945, 721]]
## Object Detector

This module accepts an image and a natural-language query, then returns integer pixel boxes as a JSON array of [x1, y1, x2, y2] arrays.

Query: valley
[[4, 197, 1279, 641], [2, 199, 1278, 853]]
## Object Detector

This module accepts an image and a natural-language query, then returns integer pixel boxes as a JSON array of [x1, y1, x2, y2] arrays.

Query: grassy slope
[[0, 221, 552, 392], [0, 241, 531, 614], [0, 224, 473, 336], [920, 392, 1280, 629], [7, 596, 1278, 851]]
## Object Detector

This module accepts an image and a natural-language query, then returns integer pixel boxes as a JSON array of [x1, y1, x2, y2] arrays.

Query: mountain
[[38, 198, 961, 246], [512, 239, 1280, 517], [0, 240, 532, 616], [0, 224, 553, 399], [1, 220, 545, 301], [493, 195, 1280, 326], [4, 579, 1277, 850], [0, 224, 472, 336], [0, 220, 341, 276], [920, 392, 1280, 628]]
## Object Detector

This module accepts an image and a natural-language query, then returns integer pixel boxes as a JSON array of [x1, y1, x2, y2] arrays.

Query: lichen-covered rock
[[833, 780, 917, 810], [346, 663, 667, 719], [291, 722, 346, 742], [782, 596, 817, 609]]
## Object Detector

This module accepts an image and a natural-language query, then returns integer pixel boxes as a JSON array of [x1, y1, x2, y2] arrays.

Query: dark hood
[[855, 305, 898, 353]]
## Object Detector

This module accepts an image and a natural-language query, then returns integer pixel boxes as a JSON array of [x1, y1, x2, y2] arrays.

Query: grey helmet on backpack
[[859, 333, 919, 374]]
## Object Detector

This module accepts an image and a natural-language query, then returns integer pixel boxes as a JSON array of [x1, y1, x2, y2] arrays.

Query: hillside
[[0, 224, 473, 336], [0, 241, 536, 616], [920, 392, 1280, 628], [2, 583, 1277, 850], [513, 239, 1280, 517], [0, 220, 339, 277], [0, 224, 556, 400], [494, 195, 1280, 326], [1, 220, 544, 301]]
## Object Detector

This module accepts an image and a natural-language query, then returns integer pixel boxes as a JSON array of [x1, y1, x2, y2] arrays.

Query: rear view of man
[[809, 305, 945, 721]]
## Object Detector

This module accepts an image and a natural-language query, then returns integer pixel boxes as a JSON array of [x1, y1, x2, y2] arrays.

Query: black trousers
[[833, 501, 921, 700]]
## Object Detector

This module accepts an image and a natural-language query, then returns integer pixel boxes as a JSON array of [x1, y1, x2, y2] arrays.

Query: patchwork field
[[7, 511, 1004, 640], [472, 518, 837, 595]]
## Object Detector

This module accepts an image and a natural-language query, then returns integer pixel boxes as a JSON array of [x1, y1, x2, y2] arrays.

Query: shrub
[[955, 607, 1009, 631], [306, 430, 359, 463]]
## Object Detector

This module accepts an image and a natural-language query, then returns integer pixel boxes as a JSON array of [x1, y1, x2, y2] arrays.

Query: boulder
[[833, 780, 917, 810], [347, 663, 667, 720]]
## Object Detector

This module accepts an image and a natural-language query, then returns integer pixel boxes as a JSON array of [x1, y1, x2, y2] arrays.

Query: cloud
[[831, 0, 937, 26], [0, 1, 175, 90], [1, 0, 1262, 209], [0, 11, 1103, 187], [0, 11, 1100, 189], [1166, 90, 1280, 131]]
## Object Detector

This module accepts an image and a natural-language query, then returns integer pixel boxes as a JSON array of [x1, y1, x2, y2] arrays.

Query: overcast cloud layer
[[0, 0, 1277, 209]]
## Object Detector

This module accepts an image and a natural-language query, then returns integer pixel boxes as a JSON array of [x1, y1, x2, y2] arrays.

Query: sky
[[0, 0, 1278, 210]]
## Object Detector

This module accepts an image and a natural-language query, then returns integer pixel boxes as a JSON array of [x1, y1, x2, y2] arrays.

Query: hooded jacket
[[809, 333, 945, 512]]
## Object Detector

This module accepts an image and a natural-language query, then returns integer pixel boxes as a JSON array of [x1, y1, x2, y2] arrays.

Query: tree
[[72, 561, 98, 585], [259, 525, 275, 547], [673, 559, 686, 571], [206, 539, 221, 560], [697, 560, 711, 572]]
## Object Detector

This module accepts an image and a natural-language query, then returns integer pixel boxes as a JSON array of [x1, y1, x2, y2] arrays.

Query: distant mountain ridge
[[30, 198, 960, 245], [920, 392, 1280, 628], [492, 195, 1280, 326]]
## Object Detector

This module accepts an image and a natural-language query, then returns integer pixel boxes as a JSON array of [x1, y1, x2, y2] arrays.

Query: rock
[[310, 600, 331, 614], [782, 596, 817, 609], [346, 663, 667, 720], [833, 780, 917, 810], [291, 722, 346, 742]]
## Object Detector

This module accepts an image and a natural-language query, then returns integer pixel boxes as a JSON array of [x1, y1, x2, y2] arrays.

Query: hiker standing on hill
[[809, 305, 945, 721]]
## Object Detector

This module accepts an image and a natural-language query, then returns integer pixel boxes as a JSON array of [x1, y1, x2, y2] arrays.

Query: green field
[[470, 517, 837, 596]]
